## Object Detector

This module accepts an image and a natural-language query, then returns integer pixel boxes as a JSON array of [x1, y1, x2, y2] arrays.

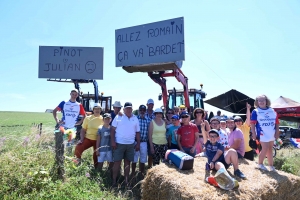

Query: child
[[96, 113, 114, 172], [203, 128, 245, 178], [166, 115, 181, 149]]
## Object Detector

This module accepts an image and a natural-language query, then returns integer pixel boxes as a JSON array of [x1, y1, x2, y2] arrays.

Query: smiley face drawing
[[85, 61, 96, 74]]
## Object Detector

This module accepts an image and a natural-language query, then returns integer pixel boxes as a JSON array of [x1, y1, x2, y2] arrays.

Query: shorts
[[169, 143, 179, 150], [244, 150, 254, 161], [98, 150, 113, 162], [133, 142, 147, 163], [259, 132, 275, 142], [113, 143, 135, 162]]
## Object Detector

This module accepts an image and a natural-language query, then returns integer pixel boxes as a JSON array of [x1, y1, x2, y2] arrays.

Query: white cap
[[147, 99, 154, 104], [93, 103, 101, 108], [154, 108, 163, 113]]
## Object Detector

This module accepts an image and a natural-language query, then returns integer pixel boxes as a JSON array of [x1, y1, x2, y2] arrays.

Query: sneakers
[[269, 166, 276, 172], [256, 164, 268, 171], [234, 169, 246, 179]]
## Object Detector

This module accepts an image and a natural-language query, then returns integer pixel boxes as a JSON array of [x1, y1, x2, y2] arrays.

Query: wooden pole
[[39, 123, 43, 135], [55, 130, 65, 180]]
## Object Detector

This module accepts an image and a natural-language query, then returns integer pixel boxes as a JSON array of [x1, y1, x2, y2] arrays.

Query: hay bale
[[141, 157, 300, 200]]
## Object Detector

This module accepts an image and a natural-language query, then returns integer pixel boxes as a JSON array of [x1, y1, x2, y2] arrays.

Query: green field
[[0, 112, 299, 199], [0, 111, 59, 136]]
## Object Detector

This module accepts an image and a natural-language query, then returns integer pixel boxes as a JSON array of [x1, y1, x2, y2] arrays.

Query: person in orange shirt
[[234, 103, 253, 160]]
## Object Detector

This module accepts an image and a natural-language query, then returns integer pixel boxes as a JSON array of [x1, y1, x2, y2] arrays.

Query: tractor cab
[[167, 88, 206, 112], [81, 92, 112, 114]]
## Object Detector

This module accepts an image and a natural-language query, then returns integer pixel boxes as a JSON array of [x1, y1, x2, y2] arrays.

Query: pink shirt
[[228, 128, 245, 156]]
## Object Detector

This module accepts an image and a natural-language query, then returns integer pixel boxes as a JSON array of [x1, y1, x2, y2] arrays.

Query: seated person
[[203, 129, 246, 179], [226, 117, 245, 158]]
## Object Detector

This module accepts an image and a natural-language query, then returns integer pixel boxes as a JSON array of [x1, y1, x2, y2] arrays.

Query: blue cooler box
[[168, 151, 194, 170]]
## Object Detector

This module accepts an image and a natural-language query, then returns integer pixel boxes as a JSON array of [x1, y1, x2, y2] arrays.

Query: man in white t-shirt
[[110, 102, 140, 187]]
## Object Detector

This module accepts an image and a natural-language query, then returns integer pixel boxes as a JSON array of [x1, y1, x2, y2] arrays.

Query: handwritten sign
[[39, 46, 104, 79], [115, 17, 184, 67]]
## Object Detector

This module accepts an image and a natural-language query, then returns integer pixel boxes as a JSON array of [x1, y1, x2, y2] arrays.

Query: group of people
[[53, 89, 280, 187]]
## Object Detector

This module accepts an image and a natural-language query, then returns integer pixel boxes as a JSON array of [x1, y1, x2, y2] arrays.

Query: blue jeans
[[182, 147, 196, 157]]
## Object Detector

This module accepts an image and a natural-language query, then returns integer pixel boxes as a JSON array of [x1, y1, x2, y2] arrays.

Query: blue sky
[[0, 0, 299, 115]]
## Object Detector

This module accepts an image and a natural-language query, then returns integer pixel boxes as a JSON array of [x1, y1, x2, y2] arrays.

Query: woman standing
[[165, 109, 175, 130], [251, 95, 279, 171], [191, 108, 210, 153], [149, 108, 167, 166]]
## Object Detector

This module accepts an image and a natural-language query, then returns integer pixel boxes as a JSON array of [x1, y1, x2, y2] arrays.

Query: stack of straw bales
[[142, 157, 300, 200]]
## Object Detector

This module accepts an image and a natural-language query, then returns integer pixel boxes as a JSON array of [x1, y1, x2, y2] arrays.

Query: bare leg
[[112, 160, 121, 185], [266, 141, 274, 166], [224, 149, 239, 171], [214, 162, 226, 171], [259, 142, 270, 165], [139, 162, 145, 174], [130, 162, 137, 179], [124, 159, 131, 184], [97, 162, 104, 171], [148, 156, 153, 168]]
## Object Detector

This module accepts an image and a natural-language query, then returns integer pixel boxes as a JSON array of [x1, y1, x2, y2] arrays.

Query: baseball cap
[[71, 89, 79, 93], [234, 116, 243, 122], [180, 111, 189, 118], [154, 108, 163, 113], [103, 113, 111, 118], [171, 115, 180, 120], [226, 116, 234, 121], [93, 103, 101, 108], [124, 102, 132, 108], [179, 105, 186, 108], [139, 105, 146, 110], [210, 117, 220, 123], [147, 99, 154, 104], [209, 129, 219, 136]]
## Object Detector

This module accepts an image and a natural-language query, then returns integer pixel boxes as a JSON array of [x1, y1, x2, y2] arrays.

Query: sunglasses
[[180, 109, 185, 110], [209, 135, 218, 138], [234, 120, 242, 122], [139, 109, 146, 112], [195, 112, 203, 114], [168, 112, 174, 114], [210, 122, 219, 125], [181, 115, 189, 118]]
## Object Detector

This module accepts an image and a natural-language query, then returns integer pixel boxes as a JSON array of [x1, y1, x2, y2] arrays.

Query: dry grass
[[142, 157, 300, 200]]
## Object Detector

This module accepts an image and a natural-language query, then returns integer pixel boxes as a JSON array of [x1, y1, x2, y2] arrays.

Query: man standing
[[110, 101, 122, 125], [131, 105, 151, 178], [53, 89, 86, 129], [145, 98, 155, 168], [111, 102, 140, 187], [145, 99, 155, 120], [226, 117, 245, 158], [177, 111, 199, 157], [234, 103, 253, 160]]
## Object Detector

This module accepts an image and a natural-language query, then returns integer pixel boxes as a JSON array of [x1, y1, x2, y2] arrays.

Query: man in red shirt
[[177, 111, 199, 157]]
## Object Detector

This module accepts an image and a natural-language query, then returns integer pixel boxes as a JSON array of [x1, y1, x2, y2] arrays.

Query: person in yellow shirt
[[234, 103, 253, 160], [75, 103, 104, 167]]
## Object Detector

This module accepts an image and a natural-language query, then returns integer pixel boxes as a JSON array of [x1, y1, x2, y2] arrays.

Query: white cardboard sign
[[39, 46, 104, 79], [115, 17, 185, 67]]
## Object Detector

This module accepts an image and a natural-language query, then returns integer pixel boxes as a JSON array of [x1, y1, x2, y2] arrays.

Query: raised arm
[[245, 102, 251, 126]]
